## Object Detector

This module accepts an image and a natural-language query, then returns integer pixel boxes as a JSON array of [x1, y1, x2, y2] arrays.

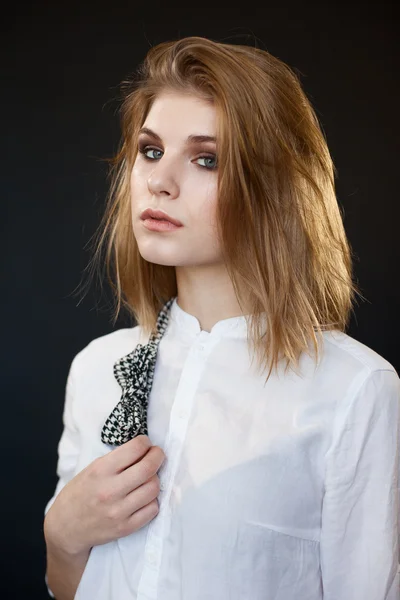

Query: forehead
[[142, 92, 217, 141]]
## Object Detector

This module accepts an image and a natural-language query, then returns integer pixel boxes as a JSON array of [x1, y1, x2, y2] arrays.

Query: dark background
[[2, 1, 399, 597]]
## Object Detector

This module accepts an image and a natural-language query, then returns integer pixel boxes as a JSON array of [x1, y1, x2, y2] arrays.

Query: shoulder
[[321, 333, 400, 467], [319, 330, 400, 416], [68, 325, 147, 383], [321, 329, 398, 377]]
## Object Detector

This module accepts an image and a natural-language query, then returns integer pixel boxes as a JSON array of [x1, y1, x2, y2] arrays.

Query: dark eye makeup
[[137, 142, 218, 171]]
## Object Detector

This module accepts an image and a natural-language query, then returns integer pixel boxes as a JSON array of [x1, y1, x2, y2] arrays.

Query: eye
[[139, 146, 163, 160], [196, 155, 218, 170], [138, 144, 217, 171]]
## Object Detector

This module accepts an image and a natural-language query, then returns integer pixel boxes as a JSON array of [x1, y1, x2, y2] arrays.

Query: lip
[[140, 208, 183, 227], [142, 219, 182, 232]]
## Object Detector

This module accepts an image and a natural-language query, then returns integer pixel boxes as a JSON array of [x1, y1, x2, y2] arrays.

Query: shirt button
[[147, 550, 157, 565], [178, 409, 187, 419], [199, 344, 205, 351], [160, 480, 166, 491]]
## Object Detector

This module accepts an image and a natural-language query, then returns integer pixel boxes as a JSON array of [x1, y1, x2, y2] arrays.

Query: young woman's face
[[131, 91, 222, 267]]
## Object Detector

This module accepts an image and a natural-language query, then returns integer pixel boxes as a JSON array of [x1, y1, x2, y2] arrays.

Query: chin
[[137, 247, 179, 266]]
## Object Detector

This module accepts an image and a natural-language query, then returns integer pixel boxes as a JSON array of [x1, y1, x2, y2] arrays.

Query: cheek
[[130, 169, 143, 227], [203, 201, 217, 230], [186, 194, 220, 252], [130, 165, 138, 195], [197, 188, 218, 229]]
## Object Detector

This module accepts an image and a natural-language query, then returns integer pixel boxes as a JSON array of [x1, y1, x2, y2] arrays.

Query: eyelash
[[138, 145, 218, 171]]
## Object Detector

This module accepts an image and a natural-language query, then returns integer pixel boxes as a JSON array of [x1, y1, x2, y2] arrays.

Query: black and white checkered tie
[[100, 296, 175, 446]]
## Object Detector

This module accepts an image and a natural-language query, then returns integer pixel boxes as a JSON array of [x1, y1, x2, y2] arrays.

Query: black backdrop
[[2, 1, 399, 597]]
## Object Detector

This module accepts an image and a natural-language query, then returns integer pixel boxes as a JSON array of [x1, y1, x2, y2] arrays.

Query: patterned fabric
[[100, 296, 175, 446]]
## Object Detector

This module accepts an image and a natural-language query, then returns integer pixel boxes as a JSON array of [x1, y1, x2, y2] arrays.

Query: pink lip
[[142, 218, 182, 232], [140, 208, 183, 227]]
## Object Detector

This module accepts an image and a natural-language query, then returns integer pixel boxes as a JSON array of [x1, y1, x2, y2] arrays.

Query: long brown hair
[[79, 35, 363, 383]]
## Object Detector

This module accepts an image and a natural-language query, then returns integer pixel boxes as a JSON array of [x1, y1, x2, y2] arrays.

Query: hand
[[44, 435, 166, 556]]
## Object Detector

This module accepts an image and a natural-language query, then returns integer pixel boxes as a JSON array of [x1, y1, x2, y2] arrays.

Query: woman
[[43, 36, 400, 599]]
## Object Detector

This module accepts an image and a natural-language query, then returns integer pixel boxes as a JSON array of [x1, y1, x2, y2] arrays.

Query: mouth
[[141, 218, 183, 232], [140, 208, 183, 227]]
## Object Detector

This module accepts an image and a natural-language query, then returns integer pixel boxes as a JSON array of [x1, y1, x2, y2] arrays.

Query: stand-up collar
[[169, 296, 266, 339]]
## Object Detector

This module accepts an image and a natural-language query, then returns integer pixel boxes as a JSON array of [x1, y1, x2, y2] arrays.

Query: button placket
[[137, 336, 211, 599]]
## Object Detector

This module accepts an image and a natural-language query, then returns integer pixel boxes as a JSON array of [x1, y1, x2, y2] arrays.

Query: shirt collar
[[169, 296, 266, 340]]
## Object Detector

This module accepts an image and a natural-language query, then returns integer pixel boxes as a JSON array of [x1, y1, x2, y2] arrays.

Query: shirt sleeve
[[320, 368, 400, 600], [44, 355, 81, 598]]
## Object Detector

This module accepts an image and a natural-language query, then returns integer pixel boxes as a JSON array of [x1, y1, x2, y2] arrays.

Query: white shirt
[[44, 297, 400, 600]]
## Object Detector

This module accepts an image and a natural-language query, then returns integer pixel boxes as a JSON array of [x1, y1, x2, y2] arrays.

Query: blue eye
[[138, 145, 218, 171], [196, 156, 218, 170], [140, 147, 163, 160]]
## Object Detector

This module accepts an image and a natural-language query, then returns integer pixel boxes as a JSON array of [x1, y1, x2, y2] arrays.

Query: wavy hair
[[79, 35, 363, 383]]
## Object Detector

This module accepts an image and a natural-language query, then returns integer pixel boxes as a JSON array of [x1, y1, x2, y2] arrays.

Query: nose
[[147, 154, 180, 198]]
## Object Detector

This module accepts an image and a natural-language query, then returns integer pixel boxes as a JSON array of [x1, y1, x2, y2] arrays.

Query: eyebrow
[[138, 127, 216, 145]]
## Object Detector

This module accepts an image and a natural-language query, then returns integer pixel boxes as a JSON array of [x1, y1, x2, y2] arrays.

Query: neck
[[175, 264, 250, 333]]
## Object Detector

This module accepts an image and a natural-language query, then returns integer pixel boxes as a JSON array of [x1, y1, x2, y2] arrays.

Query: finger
[[118, 446, 166, 495], [105, 434, 153, 474], [121, 499, 160, 537], [120, 475, 160, 518]]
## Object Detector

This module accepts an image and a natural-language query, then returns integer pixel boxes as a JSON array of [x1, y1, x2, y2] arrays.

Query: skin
[[131, 91, 249, 332]]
